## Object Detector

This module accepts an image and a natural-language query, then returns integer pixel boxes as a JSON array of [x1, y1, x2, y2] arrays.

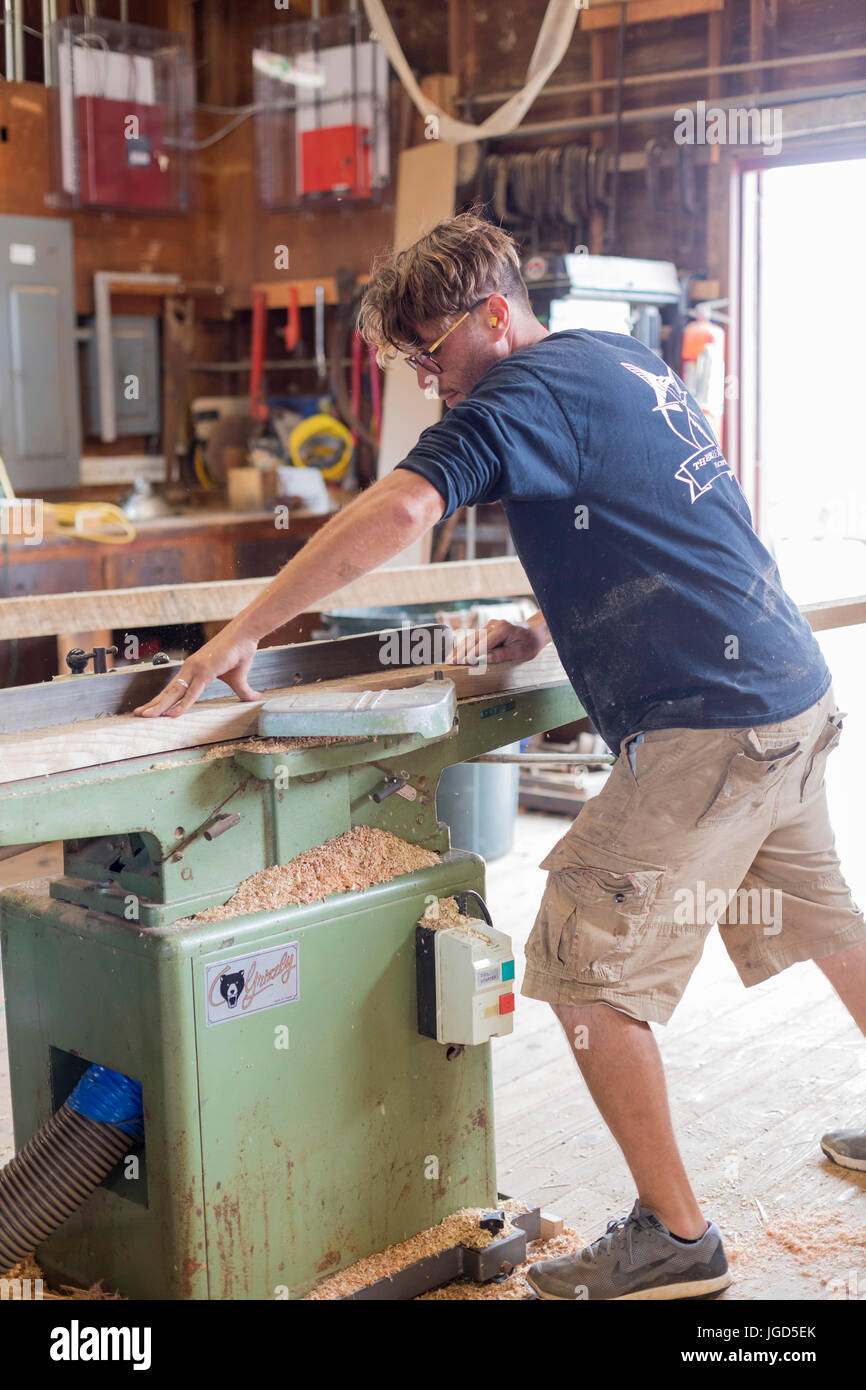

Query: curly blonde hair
[[357, 211, 529, 365]]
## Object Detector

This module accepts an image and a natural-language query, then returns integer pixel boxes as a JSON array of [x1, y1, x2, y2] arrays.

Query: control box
[[416, 892, 516, 1046]]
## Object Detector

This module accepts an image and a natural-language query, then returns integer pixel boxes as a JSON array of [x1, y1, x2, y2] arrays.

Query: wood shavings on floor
[[422, 896, 494, 944], [2, 1254, 123, 1301], [725, 1208, 866, 1290], [305, 1202, 531, 1300], [193, 826, 440, 922]]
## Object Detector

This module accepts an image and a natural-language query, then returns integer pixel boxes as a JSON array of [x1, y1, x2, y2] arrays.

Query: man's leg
[[815, 941, 866, 1170], [551, 1000, 706, 1239], [817, 939, 866, 1033]]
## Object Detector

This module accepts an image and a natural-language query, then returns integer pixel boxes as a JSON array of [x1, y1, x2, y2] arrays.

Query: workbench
[[0, 507, 330, 686]]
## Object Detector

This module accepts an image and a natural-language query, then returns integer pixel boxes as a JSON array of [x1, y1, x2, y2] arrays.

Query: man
[[136, 212, 866, 1300]]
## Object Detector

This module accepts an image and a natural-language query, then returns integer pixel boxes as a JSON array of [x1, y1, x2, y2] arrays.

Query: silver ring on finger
[[175, 678, 190, 689]]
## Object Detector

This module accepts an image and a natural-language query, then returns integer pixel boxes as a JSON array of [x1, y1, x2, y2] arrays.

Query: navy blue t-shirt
[[397, 330, 830, 754]]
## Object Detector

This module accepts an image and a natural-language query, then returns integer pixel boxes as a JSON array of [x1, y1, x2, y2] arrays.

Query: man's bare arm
[[135, 470, 446, 717]]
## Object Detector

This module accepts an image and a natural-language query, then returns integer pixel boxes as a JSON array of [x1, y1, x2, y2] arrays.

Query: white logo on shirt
[[620, 361, 737, 503]]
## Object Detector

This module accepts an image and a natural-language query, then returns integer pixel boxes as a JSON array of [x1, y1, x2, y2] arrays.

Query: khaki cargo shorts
[[521, 687, 866, 1024]]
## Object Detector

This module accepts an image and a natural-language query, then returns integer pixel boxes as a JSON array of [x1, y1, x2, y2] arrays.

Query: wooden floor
[[1, 626, 863, 1299]]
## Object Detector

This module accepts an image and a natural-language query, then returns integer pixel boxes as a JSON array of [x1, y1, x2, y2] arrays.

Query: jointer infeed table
[[0, 627, 582, 1299]]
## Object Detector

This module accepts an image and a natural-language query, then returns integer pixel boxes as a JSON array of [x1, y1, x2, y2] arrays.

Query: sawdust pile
[[422, 896, 494, 945], [194, 826, 439, 922], [201, 734, 365, 760], [306, 1201, 530, 1300], [1, 1254, 123, 1301]]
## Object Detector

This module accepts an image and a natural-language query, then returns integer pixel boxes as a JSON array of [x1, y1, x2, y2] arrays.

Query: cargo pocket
[[800, 712, 844, 801], [541, 837, 665, 982], [696, 734, 800, 827]]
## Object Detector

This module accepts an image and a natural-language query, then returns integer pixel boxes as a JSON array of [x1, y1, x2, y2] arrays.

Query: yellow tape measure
[[288, 414, 353, 481]]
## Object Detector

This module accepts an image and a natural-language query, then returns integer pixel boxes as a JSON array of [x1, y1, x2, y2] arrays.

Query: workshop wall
[[1, 0, 863, 312], [450, 0, 866, 283]]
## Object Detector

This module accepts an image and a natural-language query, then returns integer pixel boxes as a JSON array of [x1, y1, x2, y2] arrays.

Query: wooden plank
[[0, 557, 533, 641], [2, 570, 862, 645], [0, 648, 568, 786], [750, 0, 766, 92], [163, 296, 196, 485], [707, 9, 723, 108], [411, 74, 459, 147], [581, 0, 724, 30], [377, 141, 458, 567], [539, 1211, 565, 1239], [252, 278, 342, 309], [0, 627, 451, 735], [589, 32, 606, 254], [0, 841, 63, 887], [689, 278, 721, 300], [100, 279, 180, 298], [448, 0, 477, 100], [800, 594, 866, 633]]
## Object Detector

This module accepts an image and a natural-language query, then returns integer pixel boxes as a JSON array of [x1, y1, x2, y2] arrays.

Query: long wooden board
[[2, 574, 862, 645], [0, 648, 568, 788], [0, 557, 533, 641], [580, 0, 724, 29], [376, 140, 457, 568], [799, 594, 866, 633]]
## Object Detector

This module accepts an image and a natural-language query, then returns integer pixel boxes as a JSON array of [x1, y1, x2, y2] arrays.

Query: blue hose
[[66, 1064, 145, 1140], [0, 1063, 144, 1271]]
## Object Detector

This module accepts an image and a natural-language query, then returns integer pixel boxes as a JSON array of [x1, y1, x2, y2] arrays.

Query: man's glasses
[[404, 298, 491, 375]]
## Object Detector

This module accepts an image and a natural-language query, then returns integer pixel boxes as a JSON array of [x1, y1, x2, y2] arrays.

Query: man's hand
[[134, 630, 261, 718], [447, 616, 550, 668]]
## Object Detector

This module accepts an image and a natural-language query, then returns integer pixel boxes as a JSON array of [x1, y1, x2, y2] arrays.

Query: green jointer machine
[[0, 627, 581, 1299]]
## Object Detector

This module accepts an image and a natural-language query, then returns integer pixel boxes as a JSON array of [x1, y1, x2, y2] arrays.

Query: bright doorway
[[739, 154, 866, 606]]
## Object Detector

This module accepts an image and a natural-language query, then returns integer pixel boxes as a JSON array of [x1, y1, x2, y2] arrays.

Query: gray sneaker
[[525, 1200, 732, 1301], [821, 1128, 866, 1172]]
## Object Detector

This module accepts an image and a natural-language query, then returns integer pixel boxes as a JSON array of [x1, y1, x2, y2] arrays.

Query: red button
[[498, 993, 515, 1015]]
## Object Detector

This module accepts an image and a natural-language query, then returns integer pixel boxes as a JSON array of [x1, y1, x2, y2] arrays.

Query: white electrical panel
[[416, 902, 516, 1047]]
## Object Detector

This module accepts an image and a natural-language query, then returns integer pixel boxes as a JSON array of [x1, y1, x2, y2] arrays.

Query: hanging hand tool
[[283, 285, 302, 356], [249, 289, 269, 422], [314, 282, 327, 385]]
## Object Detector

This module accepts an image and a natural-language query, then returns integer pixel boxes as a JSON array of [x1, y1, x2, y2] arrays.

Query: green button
[[501, 960, 515, 982]]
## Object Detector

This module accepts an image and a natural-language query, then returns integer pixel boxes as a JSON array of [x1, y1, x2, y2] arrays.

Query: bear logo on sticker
[[205, 943, 300, 1026], [219, 970, 245, 1009]]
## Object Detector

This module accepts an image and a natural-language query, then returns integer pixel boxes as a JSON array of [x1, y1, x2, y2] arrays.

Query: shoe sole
[[525, 1271, 732, 1301], [821, 1142, 866, 1172]]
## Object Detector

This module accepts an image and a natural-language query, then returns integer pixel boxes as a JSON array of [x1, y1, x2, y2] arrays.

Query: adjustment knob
[[65, 648, 90, 675]]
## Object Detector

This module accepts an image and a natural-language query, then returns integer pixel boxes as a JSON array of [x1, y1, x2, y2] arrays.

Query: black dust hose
[[0, 1064, 144, 1272]]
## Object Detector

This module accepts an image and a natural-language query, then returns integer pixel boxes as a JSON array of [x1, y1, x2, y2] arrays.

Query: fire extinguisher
[[681, 299, 727, 447]]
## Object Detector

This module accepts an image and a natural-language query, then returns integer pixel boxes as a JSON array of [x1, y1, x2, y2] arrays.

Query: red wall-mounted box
[[76, 96, 169, 210], [300, 124, 371, 198]]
